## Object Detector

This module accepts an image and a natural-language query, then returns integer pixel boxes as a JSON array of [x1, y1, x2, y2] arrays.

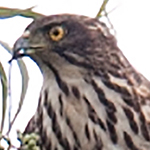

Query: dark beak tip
[[9, 36, 28, 62], [8, 47, 25, 63], [8, 51, 18, 63], [8, 58, 13, 64]]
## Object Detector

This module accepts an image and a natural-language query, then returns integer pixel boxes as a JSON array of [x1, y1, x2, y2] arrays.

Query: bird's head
[[12, 14, 121, 76]]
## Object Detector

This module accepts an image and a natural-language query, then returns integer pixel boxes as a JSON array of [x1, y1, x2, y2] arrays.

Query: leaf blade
[[0, 61, 7, 132]]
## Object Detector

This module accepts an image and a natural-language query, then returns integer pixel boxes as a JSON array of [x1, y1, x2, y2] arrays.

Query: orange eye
[[49, 26, 65, 41]]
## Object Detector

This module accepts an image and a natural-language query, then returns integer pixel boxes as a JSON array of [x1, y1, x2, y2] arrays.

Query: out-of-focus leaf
[[0, 6, 45, 19], [0, 40, 12, 54], [0, 61, 7, 132], [96, 0, 109, 18], [8, 59, 29, 133], [0, 40, 29, 134], [17, 60, 29, 106]]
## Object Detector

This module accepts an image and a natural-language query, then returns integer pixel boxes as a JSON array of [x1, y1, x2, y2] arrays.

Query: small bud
[[28, 139, 36, 148]]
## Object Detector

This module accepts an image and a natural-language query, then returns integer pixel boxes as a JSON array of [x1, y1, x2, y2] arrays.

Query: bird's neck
[[35, 66, 150, 150]]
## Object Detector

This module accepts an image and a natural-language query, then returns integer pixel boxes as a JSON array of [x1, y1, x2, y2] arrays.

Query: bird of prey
[[12, 14, 150, 150]]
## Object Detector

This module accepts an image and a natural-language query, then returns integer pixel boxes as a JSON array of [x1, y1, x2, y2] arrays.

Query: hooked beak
[[12, 37, 30, 59], [9, 31, 44, 63], [9, 37, 30, 63]]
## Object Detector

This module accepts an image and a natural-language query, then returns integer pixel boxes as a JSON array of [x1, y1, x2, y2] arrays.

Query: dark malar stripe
[[59, 52, 94, 70], [43, 60, 69, 96]]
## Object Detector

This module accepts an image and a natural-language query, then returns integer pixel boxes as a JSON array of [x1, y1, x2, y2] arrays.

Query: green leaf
[[0, 61, 7, 132], [0, 6, 45, 19], [0, 40, 12, 54], [0, 40, 29, 134], [8, 59, 29, 133]]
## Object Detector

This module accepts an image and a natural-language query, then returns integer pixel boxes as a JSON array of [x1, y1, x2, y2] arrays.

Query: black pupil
[[53, 29, 60, 36]]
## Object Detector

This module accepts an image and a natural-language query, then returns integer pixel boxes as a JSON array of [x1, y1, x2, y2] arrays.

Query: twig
[[104, 9, 117, 36], [96, 0, 109, 18]]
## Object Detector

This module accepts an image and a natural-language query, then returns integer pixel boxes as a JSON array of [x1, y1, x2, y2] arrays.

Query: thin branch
[[104, 9, 117, 36], [96, 0, 109, 18]]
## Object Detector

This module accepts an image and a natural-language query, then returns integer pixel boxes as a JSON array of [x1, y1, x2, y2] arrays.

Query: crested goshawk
[[12, 14, 150, 150]]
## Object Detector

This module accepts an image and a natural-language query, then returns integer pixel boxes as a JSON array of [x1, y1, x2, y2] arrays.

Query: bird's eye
[[49, 26, 65, 41]]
